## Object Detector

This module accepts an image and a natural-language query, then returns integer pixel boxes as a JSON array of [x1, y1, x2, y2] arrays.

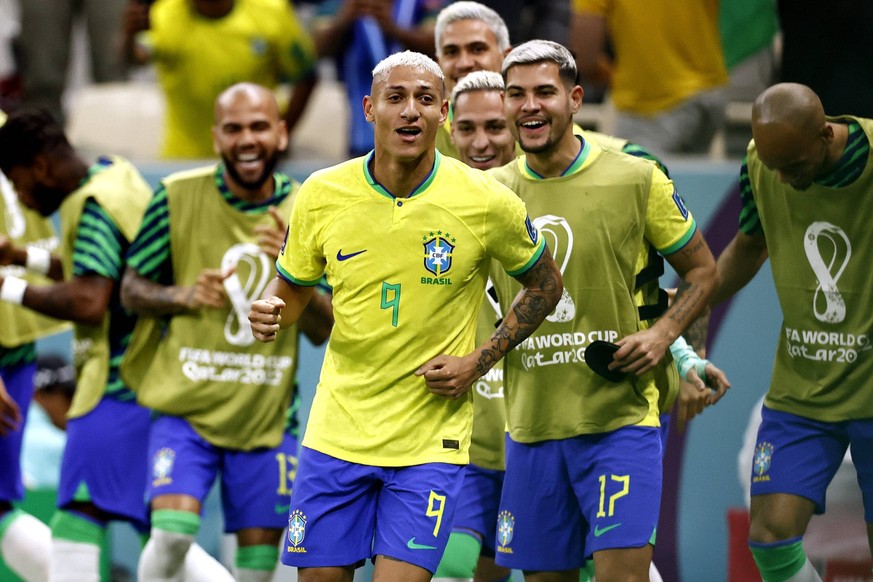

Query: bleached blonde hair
[[451, 70, 504, 103]]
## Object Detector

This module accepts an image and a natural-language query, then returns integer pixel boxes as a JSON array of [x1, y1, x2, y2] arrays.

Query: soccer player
[[0, 109, 155, 581], [0, 109, 67, 582], [121, 0, 317, 159], [121, 82, 332, 582], [436, 68, 729, 582], [489, 40, 717, 581], [248, 50, 562, 582], [434, 1, 511, 159], [712, 83, 873, 582]]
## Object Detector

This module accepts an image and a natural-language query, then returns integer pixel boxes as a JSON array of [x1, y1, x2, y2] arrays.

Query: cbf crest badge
[[753, 442, 774, 482], [423, 231, 456, 276], [497, 510, 515, 547], [287, 510, 307, 547], [152, 448, 175, 486]]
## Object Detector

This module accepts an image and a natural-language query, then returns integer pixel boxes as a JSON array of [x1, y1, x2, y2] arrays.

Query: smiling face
[[451, 89, 515, 170], [437, 18, 506, 93], [212, 86, 288, 196], [363, 65, 448, 164], [503, 61, 581, 155]]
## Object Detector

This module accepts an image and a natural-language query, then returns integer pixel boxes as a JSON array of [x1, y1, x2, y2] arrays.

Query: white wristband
[[0, 276, 27, 304], [25, 246, 52, 276]]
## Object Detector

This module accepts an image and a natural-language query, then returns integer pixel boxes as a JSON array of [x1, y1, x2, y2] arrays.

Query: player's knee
[[149, 509, 201, 563], [151, 528, 194, 561], [748, 512, 803, 544]]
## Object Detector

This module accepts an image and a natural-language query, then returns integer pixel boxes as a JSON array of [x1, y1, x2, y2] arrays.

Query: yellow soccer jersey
[[277, 151, 545, 466], [572, 0, 727, 115], [146, 0, 316, 158]]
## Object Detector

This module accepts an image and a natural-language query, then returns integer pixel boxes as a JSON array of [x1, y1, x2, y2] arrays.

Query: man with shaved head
[[248, 51, 561, 582], [713, 82, 873, 581], [122, 82, 333, 581]]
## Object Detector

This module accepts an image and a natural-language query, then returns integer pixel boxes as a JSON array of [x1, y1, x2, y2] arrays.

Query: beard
[[516, 115, 572, 155], [31, 185, 68, 217], [222, 150, 281, 192]]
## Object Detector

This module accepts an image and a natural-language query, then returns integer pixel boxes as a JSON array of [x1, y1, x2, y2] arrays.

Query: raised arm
[[120, 266, 231, 317], [0, 236, 65, 281], [0, 273, 114, 327], [248, 276, 316, 343]]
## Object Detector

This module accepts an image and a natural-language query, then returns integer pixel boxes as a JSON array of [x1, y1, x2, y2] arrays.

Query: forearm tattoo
[[122, 270, 192, 316], [476, 251, 561, 376]]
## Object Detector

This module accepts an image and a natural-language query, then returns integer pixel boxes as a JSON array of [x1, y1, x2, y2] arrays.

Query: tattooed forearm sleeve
[[475, 248, 563, 377], [120, 266, 193, 317]]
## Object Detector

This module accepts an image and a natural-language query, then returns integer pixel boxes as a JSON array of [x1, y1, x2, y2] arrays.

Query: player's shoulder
[[438, 155, 518, 200], [294, 157, 365, 206], [160, 165, 216, 190], [486, 158, 521, 186]]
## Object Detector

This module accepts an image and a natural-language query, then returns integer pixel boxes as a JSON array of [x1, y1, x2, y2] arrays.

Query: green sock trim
[[138, 531, 149, 550], [750, 539, 807, 582], [50, 511, 105, 545], [581, 560, 596, 581], [152, 509, 201, 536], [434, 530, 481, 577], [236, 544, 279, 571], [0, 508, 25, 540]]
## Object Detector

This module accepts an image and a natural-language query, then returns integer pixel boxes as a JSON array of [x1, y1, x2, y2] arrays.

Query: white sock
[[0, 511, 51, 582], [50, 539, 101, 582], [138, 528, 194, 582], [649, 562, 664, 582], [184, 542, 235, 582], [785, 557, 822, 582], [236, 568, 275, 582]]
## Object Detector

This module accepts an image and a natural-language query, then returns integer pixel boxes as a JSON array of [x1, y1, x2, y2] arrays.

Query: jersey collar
[[363, 149, 442, 199], [521, 135, 592, 180]]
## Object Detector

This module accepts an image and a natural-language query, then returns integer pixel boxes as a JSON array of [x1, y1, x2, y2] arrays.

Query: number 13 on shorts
[[426, 490, 446, 536]]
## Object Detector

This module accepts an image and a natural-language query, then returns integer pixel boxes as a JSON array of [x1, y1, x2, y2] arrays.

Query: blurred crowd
[[0, 0, 868, 162]]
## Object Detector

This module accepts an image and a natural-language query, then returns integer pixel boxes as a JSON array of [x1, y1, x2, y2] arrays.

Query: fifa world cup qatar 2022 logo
[[221, 243, 272, 347], [803, 221, 851, 324], [533, 215, 575, 323]]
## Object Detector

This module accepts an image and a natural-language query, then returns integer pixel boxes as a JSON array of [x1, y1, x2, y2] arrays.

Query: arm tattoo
[[122, 269, 191, 317], [681, 311, 710, 356], [475, 251, 562, 376]]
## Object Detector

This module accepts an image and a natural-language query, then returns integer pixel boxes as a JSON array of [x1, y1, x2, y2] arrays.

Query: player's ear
[[363, 96, 375, 123]]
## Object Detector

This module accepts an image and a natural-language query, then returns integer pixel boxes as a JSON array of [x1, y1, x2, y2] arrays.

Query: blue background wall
[[32, 159, 780, 581]]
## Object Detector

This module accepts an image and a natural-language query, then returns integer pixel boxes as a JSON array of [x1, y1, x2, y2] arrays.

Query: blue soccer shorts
[[496, 427, 662, 571], [147, 414, 299, 531], [0, 361, 36, 503], [280, 446, 465, 573], [750, 405, 873, 520], [451, 463, 504, 557], [57, 397, 151, 531]]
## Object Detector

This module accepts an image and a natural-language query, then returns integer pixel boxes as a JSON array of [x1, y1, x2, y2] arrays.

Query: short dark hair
[[0, 108, 70, 175]]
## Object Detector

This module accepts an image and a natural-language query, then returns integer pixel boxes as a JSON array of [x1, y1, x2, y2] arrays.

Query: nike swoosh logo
[[593, 523, 622, 537], [274, 503, 290, 515], [406, 537, 437, 550], [336, 249, 367, 261]]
